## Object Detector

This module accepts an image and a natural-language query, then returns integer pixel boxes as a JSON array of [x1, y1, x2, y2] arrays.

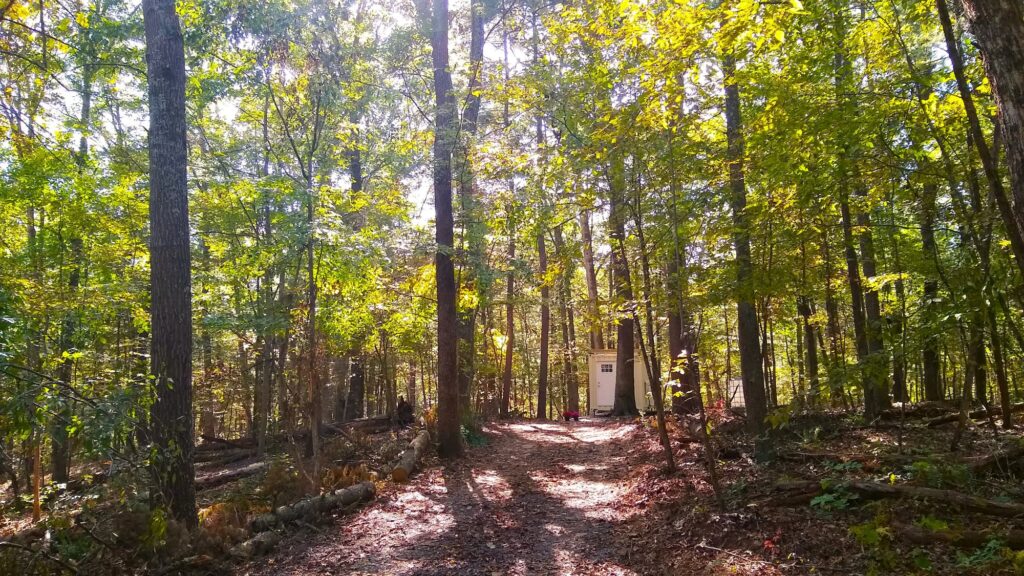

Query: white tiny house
[[587, 349, 654, 414]]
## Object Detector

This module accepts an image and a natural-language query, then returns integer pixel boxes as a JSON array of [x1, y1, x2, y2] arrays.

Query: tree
[[722, 53, 767, 435], [142, 0, 197, 528], [427, 0, 463, 458], [955, 0, 1024, 240]]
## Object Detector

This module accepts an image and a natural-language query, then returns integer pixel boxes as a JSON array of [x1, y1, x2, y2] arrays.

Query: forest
[[1, 0, 1024, 573]]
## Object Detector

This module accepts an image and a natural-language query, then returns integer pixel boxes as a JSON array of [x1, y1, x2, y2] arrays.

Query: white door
[[597, 362, 616, 407]]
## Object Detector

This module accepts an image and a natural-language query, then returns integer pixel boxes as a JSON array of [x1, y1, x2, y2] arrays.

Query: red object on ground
[[563, 410, 580, 421]]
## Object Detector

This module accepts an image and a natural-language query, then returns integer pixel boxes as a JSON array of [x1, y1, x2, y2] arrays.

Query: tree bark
[[427, 0, 463, 458], [955, 0, 1024, 245], [143, 0, 197, 528], [936, 0, 1024, 274], [608, 163, 637, 416], [52, 238, 82, 485], [536, 232, 549, 420], [579, 211, 604, 350], [920, 184, 943, 401], [723, 54, 766, 434]]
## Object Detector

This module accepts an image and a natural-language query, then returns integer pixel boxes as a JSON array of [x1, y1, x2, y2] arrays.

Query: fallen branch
[[765, 479, 1024, 518], [250, 481, 375, 533], [844, 481, 1024, 518], [391, 430, 431, 482], [195, 461, 268, 491], [892, 521, 1024, 550], [0, 541, 79, 574], [196, 416, 393, 451], [195, 448, 256, 468], [926, 403, 1024, 427], [968, 444, 1024, 476]]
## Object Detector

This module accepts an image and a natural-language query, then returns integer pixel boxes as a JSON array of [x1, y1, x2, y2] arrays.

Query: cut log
[[250, 481, 375, 533], [892, 521, 1024, 550], [228, 531, 282, 559], [391, 430, 431, 482], [195, 461, 268, 491]]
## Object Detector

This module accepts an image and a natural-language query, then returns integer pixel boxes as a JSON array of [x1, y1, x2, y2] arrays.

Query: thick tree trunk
[[609, 186, 637, 416], [143, 0, 197, 528], [723, 54, 766, 435], [936, 0, 1024, 274], [956, 0, 1024, 242], [428, 0, 463, 458], [856, 200, 890, 414]]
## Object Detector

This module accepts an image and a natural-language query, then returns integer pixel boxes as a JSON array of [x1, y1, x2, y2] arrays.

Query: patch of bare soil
[[242, 419, 647, 576]]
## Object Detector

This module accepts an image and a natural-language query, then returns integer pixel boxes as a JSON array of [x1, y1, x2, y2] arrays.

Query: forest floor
[[241, 419, 643, 576], [238, 412, 1024, 576]]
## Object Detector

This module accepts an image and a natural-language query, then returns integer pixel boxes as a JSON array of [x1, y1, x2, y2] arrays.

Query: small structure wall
[[587, 349, 653, 414]]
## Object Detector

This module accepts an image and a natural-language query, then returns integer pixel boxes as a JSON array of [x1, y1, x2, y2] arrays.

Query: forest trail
[[245, 419, 642, 576]]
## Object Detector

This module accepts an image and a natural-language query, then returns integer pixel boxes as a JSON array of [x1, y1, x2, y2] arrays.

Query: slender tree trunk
[[427, 0, 463, 457], [454, 0, 487, 423], [536, 232, 549, 420], [580, 211, 604, 350], [920, 184, 942, 401], [988, 307, 1012, 427], [143, 0, 196, 527], [553, 227, 579, 413], [52, 238, 82, 484], [722, 54, 766, 435]]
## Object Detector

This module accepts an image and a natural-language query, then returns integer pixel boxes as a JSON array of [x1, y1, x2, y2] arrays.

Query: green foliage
[[956, 538, 1006, 569], [909, 460, 972, 489], [810, 485, 857, 513], [461, 422, 488, 447]]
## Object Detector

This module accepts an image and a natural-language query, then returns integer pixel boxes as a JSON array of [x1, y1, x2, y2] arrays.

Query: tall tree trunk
[[345, 354, 365, 422], [52, 238, 82, 484], [955, 0, 1024, 242], [553, 227, 579, 413], [722, 54, 766, 435], [856, 196, 890, 414], [454, 0, 487, 422], [920, 183, 942, 401], [608, 157, 637, 416], [143, 0, 196, 527], [988, 307, 1013, 427], [333, 356, 350, 422], [936, 0, 1024, 273], [580, 210, 604, 349], [427, 0, 463, 458], [501, 211, 515, 418], [536, 232, 549, 420]]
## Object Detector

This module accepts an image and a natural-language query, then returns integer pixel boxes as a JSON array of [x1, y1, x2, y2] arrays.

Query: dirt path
[[246, 419, 642, 576]]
